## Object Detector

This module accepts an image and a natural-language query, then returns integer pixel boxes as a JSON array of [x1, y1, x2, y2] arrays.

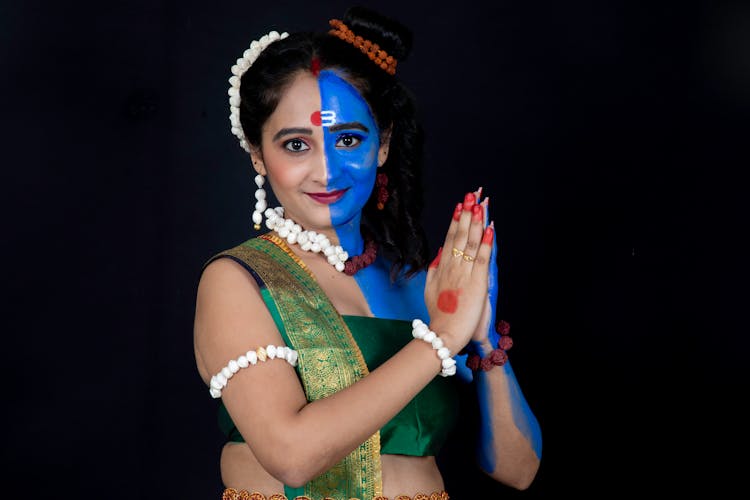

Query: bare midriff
[[220, 442, 445, 497]]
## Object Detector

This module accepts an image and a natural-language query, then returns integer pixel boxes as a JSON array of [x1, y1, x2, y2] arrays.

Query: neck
[[263, 205, 376, 275], [333, 212, 365, 258]]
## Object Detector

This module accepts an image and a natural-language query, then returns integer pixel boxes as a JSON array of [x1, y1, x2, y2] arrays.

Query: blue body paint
[[473, 196, 542, 471], [353, 257, 428, 320], [314, 72, 541, 470], [475, 196, 500, 471]]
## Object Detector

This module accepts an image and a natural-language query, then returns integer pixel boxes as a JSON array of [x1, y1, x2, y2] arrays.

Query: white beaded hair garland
[[209, 344, 299, 399], [229, 30, 290, 153], [263, 206, 351, 273], [411, 319, 457, 377]]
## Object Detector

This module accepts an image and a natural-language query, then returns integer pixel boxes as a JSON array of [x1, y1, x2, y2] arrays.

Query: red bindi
[[310, 57, 321, 76], [437, 289, 460, 313], [310, 111, 322, 126]]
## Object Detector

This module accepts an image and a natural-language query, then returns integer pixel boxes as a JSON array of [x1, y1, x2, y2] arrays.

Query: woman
[[194, 6, 542, 499]]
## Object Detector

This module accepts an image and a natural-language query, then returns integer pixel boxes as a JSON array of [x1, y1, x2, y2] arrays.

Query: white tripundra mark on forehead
[[320, 110, 336, 127]]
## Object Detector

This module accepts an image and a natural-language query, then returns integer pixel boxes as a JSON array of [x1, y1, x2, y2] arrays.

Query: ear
[[249, 145, 266, 176], [377, 126, 392, 167]]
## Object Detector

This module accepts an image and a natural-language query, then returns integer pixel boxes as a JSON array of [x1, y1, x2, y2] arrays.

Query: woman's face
[[256, 69, 386, 249]]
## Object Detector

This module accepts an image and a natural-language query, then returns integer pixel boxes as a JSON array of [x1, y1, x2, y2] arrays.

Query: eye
[[283, 138, 310, 153], [335, 134, 362, 148]]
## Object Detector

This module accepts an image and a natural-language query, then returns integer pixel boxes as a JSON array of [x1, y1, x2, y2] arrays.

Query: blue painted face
[[318, 70, 380, 253]]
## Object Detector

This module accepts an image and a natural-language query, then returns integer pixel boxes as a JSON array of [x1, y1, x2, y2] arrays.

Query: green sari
[[206, 234, 382, 499]]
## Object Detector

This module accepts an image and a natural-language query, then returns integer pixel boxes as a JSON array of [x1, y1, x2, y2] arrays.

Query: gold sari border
[[222, 488, 449, 500]]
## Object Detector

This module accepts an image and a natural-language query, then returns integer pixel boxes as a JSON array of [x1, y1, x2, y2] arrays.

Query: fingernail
[[482, 225, 494, 244], [463, 192, 475, 211], [472, 204, 483, 222], [429, 246, 443, 268], [452, 202, 463, 221]]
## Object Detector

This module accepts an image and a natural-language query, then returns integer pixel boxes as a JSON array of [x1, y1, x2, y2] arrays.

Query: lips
[[306, 188, 347, 205]]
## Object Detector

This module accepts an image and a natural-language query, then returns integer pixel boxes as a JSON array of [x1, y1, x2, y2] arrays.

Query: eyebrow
[[272, 127, 313, 141], [329, 122, 369, 133]]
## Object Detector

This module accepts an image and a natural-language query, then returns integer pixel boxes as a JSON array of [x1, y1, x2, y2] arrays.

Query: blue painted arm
[[470, 194, 543, 475]]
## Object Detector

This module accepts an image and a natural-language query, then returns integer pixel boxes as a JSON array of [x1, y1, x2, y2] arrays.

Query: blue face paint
[[313, 72, 428, 329], [317, 70, 380, 255]]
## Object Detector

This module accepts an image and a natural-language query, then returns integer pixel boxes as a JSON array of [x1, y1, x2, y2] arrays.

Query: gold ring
[[462, 254, 475, 262], [452, 247, 464, 258]]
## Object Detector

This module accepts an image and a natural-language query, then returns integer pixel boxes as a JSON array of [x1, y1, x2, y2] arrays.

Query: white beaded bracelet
[[411, 319, 457, 377], [209, 344, 299, 399]]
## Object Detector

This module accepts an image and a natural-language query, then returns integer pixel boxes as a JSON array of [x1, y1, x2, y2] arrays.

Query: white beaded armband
[[209, 345, 299, 399], [411, 319, 457, 377]]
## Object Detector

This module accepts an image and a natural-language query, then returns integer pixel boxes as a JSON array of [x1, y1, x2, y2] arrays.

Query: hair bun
[[342, 6, 413, 62]]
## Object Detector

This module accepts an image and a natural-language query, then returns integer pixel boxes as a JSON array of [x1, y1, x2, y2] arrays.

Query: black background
[[3, 0, 748, 498]]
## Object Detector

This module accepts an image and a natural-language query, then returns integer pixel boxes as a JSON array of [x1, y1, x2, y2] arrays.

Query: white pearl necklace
[[263, 206, 350, 272]]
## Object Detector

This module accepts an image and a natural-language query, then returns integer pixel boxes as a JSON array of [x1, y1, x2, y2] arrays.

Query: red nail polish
[[463, 192, 475, 211], [472, 204, 483, 221], [482, 225, 494, 244], [430, 246, 443, 268], [452, 203, 463, 221]]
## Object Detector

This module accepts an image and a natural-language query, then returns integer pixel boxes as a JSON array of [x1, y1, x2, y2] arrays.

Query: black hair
[[238, 6, 428, 280]]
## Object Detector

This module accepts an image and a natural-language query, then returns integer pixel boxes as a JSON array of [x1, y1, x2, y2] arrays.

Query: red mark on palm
[[437, 289, 460, 313], [310, 111, 322, 126]]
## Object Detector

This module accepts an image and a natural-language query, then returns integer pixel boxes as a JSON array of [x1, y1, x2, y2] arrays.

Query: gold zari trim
[[222, 489, 449, 500], [259, 233, 316, 280]]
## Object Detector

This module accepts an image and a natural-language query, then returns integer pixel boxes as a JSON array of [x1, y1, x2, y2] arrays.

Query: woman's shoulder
[[198, 258, 260, 309], [202, 235, 265, 268], [198, 236, 269, 293], [194, 238, 288, 386], [201, 234, 287, 282]]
